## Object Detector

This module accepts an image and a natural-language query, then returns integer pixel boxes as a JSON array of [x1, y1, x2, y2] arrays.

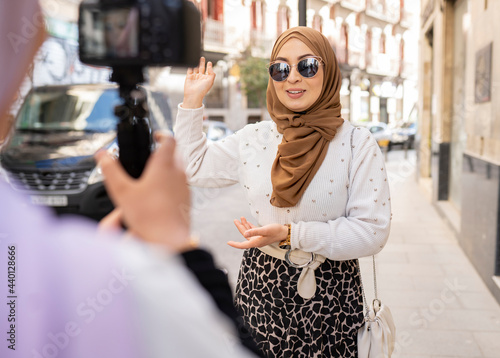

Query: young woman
[[174, 27, 391, 357]]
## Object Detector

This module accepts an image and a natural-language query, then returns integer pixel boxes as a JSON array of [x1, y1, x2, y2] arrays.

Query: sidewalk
[[359, 149, 500, 358]]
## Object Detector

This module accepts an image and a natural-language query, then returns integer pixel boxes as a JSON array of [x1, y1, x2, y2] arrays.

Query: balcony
[[339, 0, 366, 12], [249, 29, 274, 58], [365, 1, 400, 24], [204, 19, 224, 48], [366, 53, 399, 76], [203, 18, 242, 54], [399, 9, 415, 28]]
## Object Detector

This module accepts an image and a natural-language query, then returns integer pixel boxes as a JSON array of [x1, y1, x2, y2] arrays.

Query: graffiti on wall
[[33, 37, 111, 86], [9, 37, 111, 116]]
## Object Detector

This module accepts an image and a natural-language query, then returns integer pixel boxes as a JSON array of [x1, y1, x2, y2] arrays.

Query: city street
[[191, 148, 500, 358], [3, 0, 500, 356]]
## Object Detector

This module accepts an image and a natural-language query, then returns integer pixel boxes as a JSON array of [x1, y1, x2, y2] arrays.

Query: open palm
[[182, 57, 216, 108], [229, 217, 287, 249]]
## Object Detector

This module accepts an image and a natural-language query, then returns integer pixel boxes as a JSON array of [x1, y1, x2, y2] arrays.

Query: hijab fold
[[267, 27, 344, 207]]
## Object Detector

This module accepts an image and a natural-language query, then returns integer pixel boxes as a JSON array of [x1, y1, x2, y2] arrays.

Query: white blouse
[[174, 105, 391, 261]]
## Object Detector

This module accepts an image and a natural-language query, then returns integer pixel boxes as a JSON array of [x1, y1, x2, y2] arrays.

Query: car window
[[16, 88, 121, 133], [85, 90, 121, 132]]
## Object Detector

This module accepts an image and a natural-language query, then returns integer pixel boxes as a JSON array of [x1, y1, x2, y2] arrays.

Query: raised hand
[[228, 217, 288, 250], [181, 57, 216, 109]]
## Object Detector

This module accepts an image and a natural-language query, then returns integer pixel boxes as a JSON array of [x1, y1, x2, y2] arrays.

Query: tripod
[[111, 66, 153, 179]]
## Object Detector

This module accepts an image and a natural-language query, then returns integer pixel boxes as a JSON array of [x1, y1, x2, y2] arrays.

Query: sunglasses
[[268, 57, 324, 82]]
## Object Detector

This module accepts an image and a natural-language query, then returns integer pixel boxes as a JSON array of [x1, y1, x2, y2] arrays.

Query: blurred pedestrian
[[0, 1, 259, 357], [174, 26, 391, 357]]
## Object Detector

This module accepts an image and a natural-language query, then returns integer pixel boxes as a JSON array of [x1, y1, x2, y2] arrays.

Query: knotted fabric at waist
[[258, 243, 326, 300]]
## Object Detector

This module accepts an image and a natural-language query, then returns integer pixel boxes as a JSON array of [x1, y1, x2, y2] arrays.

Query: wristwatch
[[279, 224, 291, 249]]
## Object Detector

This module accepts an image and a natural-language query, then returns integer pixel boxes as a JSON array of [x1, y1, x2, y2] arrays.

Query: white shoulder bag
[[348, 127, 396, 357], [357, 256, 396, 358]]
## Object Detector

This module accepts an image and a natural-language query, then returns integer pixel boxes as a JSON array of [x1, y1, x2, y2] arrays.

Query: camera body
[[78, 0, 201, 68], [78, 0, 202, 180]]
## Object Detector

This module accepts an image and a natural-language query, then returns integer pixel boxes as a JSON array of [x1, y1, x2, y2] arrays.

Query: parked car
[[390, 122, 417, 149], [0, 84, 172, 220], [365, 122, 392, 148], [390, 105, 418, 149], [202, 120, 233, 141]]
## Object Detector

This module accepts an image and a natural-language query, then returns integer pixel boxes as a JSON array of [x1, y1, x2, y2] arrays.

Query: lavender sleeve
[[0, 183, 255, 358]]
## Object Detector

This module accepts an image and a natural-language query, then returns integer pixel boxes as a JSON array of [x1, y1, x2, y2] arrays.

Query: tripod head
[[111, 66, 152, 178]]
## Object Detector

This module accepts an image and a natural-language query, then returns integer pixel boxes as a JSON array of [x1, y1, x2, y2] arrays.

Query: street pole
[[299, 0, 306, 26]]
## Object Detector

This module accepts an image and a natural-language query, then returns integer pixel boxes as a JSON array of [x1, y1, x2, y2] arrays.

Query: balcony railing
[[339, 0, 366, 12], [204, 18, 225, 48], [386, 3, 400, 21], [366, 1, 400, 24], [203, 18, 243, 54], [366, 0, 384, 16], [400, 9, 415, 28], [366, 53, 399, 76]]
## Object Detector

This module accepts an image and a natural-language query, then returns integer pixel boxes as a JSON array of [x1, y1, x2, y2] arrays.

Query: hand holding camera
[[97, 133, 192, 251]]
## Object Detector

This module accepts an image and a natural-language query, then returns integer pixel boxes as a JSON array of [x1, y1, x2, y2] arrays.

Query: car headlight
[[88, 165, 104, 185], [88, 142, 118, 185]]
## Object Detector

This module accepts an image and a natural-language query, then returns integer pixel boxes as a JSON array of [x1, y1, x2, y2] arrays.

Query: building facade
[[193, 0, 420, 131], [13, 0, 419, 136], [418, 0, 500, 303]]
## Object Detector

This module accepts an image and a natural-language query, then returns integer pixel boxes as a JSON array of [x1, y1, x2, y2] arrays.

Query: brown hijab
[[268, 27, 344, 207]]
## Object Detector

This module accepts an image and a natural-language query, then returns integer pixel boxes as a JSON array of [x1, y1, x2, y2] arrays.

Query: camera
[[79, 0, 201, 67], [78, 0, 201, 179]]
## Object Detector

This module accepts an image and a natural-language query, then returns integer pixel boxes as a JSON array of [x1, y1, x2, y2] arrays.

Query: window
[[251, 0, 265, 31], [340, 23, 349, 63], [277, 5, 290, 35], [312, 14, 323, 33], [202, 0, 224, 21], [366, 28, 372, 66], [380, 33, 386, 54], [330, 5, 335, 20]]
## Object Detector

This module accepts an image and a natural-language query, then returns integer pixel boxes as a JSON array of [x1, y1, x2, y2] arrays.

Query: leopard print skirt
[[235, 248, 364, 358]]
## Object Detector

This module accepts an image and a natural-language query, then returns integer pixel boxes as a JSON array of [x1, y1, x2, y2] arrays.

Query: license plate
[[30, 195, 68, 207]]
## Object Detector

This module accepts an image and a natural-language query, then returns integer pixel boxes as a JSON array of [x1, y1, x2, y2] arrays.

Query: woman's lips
[[286, 89, 305, 99]]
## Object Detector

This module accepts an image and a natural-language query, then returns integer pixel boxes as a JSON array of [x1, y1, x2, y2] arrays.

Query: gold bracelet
[[279, 224, 291, 248]]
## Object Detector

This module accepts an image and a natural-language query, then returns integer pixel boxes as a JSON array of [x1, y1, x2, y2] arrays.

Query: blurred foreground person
[[0, 1, 257, 357]]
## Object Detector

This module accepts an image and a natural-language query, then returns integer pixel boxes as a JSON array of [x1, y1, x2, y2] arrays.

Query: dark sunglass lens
[[269, 63, 290, 81], [298, 58, 319, 78]]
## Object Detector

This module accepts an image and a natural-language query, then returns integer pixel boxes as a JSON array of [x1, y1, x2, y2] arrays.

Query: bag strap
[[349, 126, 379, 316], [357, 256, 378, 317]]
